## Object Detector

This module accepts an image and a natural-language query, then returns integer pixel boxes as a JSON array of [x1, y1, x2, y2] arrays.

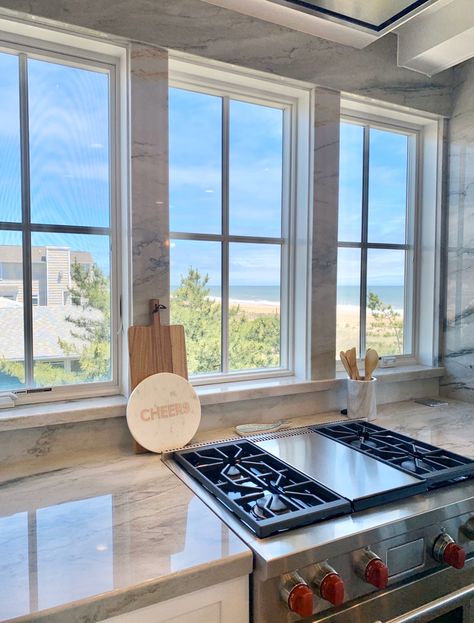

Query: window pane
[[0, 512, 29, 619], [368, 129, 408, 244], [169, 88, 222, 234], [338, 122, 363, 242], [229, 243, 281, 371], [229, 100, 283, 237], [31, 232, 111, 387], [0, 231, 25, 389], [336, 248, 361, 356], [28, 59, 110, 227], [367, 249, 406, 355], [170, 240, 221, 375], [0, 52, 21, 223]]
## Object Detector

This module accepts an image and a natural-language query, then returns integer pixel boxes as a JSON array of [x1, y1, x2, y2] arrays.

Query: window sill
[[196, 364, 444, 405], [0, 365, 444, 434]]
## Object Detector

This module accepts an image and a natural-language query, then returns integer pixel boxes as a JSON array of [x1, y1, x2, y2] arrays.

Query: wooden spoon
[[340, 351, 352, 378], [345, 347, 361, 380], [364, 348, 379, 381]]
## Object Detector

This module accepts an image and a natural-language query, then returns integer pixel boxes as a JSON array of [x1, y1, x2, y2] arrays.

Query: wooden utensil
[[364, 348, 379, 381], [128, 299, 188, 453], [340, 351, 352, 378], [345, 347, 361, 380]]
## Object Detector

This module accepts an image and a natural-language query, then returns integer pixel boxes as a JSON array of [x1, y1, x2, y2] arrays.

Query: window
[[336, 118, 416, 358], [168, 59, 311, 381], [0, 37, 121, 398]]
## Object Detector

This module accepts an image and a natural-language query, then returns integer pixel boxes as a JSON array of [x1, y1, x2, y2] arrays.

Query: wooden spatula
[[364, 348, 379, 381], [340, 351, 352, 378], [345, 347, 361, 380]]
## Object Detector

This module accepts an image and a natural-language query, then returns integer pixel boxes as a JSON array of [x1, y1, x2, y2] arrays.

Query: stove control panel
[[311, 562, 345, 606], [432, 532, 466, 569]]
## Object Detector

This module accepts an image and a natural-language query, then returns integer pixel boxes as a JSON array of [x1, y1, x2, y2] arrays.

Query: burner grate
[[174, 439, 351, 537], [311, 421, 474, 486]]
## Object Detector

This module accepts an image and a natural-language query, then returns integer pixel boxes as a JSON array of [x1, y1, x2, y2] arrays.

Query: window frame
[[169, 55, 312, 384], [0, 30, 125, 405], [337, 113, 419, 361], [338, 95, 445, 369]]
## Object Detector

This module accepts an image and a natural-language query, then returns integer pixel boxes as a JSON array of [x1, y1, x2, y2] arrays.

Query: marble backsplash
[[0, 375, 440, 482], [0, 0, 454, 116], [441, 58, 474, 402]]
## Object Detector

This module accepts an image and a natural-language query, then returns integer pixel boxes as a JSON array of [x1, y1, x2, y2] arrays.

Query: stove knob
[[280, 572, 314, 618], [365, 558, 389, 589], [462, 517, 474, 540], [433, 533, 466, 569], [355, 549, 389, 590], [311, 562, 345, 607], [320, 573, 345, 606]]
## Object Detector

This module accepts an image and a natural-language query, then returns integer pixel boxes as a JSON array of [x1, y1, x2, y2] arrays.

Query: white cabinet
[[104, 576, 249, 623]]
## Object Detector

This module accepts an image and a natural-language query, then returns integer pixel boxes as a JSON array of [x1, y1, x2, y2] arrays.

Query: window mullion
[[221, 96, 230, 374], [19, 53, 34, 387], [359, 125, 370, 356]]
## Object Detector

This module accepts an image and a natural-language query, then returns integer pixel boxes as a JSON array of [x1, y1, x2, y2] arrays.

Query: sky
[[0, 51, 111, 275], [169, 88, 409, 289], [0, 51, 408, 292]]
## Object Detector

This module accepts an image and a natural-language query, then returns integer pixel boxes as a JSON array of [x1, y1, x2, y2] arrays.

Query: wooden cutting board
[[128, 299, 188, 453]]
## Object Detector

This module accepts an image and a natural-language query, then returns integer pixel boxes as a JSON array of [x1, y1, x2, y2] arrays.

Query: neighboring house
[[0, 246, 93, 306], [0, 246, 94, 384]]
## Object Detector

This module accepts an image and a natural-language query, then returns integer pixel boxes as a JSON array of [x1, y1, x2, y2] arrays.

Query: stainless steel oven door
[[374, 584, 474, 623]]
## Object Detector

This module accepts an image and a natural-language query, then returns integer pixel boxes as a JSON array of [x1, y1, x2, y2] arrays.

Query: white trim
[[0, 19, 129, 405], [339, 96, 443, 366], [169, 54, 312, 383]]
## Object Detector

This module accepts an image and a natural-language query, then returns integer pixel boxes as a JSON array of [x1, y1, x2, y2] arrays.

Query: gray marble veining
[[0, 0, 454, 116], [441, 58, 474, 403], [0, 455, 251, 623], [310, 88, 340, 380], [130, 43, 170, 325]]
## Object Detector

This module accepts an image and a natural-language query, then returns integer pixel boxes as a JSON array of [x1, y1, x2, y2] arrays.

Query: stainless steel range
[[168, 421, 474, 622]]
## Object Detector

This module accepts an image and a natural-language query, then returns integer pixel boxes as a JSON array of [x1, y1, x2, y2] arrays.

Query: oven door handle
[[373, 583, 474, 623]]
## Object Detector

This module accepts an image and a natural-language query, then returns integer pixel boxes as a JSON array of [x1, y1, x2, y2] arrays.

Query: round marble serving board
[[126, 372, 201, 453]]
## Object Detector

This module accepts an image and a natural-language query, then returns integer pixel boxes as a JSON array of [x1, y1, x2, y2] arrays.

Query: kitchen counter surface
[[1, 398, 473, 622], [0, 455, 252, 623]]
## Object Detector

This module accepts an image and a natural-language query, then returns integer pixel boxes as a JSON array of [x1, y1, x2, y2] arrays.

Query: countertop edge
[[5, 551, 253, 623]]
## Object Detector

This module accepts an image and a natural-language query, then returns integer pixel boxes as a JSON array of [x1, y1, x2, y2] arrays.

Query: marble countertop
[[0, 455, 252, 623], [1, 398, 474, 623]]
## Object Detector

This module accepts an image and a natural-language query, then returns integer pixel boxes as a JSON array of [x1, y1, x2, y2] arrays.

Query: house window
[[169, 79, 293, 379], [0, 39, 121, 397], [336, 118, 416, 358]]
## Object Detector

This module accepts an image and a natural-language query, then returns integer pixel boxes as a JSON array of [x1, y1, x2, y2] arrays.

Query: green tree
[[171, 268, 280, 374], [367, 291, 403, 354], [58, 261, 111, 381], [170, 268, 221, 374]]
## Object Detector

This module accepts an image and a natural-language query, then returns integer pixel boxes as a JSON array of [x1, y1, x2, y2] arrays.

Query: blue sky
[[0, 52, 111, 275], [0, 53, 408, 291]]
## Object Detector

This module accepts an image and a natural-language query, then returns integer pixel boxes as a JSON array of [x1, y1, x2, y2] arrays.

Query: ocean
[[171, 285, 404, 308]]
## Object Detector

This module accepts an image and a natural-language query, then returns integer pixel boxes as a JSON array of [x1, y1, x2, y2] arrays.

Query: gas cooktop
[[173, 421, 474, 538]]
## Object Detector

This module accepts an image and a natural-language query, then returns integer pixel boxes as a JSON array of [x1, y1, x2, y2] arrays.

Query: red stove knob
[[280, 572, 314, 618], [365, 559, 389, 589], [320, 573, 345, 606], [443, 543, 466, 569], [433, 533, 466, 569], [288, 584, 314, 618], [312, 562, 345, 607]]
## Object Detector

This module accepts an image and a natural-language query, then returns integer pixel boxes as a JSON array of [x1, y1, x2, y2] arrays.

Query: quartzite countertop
[[1, 398, 474, 623], [0, 455, 252, 623]]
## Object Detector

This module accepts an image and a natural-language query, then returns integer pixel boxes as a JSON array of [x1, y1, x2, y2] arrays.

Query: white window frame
[[169, 54, 312, 384], [339, 95, 444, 369], [0, 19, 128, 405]]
